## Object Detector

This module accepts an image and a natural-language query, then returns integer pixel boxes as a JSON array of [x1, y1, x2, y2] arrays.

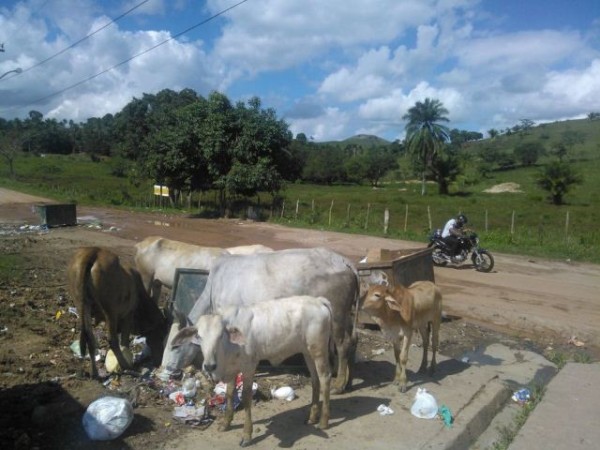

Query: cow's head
[[361, 284, 412, 323], [168, 326, 203, 372], [361, 284, 390, 315], [131, 269, 168, 366], [169, 314, 241, 381], [359, 270, 389, 305]]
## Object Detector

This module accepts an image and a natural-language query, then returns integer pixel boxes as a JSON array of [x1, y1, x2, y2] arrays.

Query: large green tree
[[514, 141, 545, 166], [345, 147, 398, 187], [403, 98, 450, 195], [302, 145, 346, 184], [536, 160, 582, 205], [140, 91, 293, 212]]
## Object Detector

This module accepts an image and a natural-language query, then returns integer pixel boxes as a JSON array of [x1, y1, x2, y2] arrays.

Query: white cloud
[[1, 0, 599, 141], [456, 30, 587, 71], [318, 47, 392, 101], [209, 0, 439, 74], [288, 107, 350, 141], [543, 59, 600, 106], [359, 82, 464, 122], [1, 4, 218, 122]]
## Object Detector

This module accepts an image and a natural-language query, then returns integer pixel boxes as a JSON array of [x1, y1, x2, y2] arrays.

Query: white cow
[[134, 236, 226, 303], [226, 244, 274, 255], [171, 296, 332, 447], [164, 247, 359, 394], [134, 236, 273, 303]]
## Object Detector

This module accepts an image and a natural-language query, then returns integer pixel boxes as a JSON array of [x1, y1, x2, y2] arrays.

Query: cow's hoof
[[239, 437, 252, 447], [218, 422, 231, 432], [330, 386, 344, 395], [399, 385, 407, 393]]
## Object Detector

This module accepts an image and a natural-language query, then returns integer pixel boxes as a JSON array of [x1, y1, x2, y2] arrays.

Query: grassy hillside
[[1, 119, 598, 263], [342, 134, 391, 147]]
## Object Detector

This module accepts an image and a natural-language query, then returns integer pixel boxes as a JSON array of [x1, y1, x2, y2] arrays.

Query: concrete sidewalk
[[164, 340, 557, 450], [509, 362, 600, 450]]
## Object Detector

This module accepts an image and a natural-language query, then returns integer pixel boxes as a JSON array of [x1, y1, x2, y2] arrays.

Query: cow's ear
[[227, 327, 246, 346], [171, 326, 199, 348], [385, 295, 412, 322], [384, 296, 402, 312]]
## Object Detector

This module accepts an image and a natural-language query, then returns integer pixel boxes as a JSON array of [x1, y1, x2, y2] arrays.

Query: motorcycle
[[428, 229, 494, 272]]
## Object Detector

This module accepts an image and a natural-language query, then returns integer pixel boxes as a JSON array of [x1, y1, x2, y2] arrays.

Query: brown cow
[[68, 247, 167, 379], [361, 277, 442, 392]]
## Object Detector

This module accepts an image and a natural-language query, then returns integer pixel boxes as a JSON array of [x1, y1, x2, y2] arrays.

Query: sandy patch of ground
[[483, 182, 523, 193]]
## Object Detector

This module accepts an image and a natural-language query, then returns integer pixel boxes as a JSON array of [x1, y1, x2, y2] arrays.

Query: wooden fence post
[[295, 199, 299, 220], [510, 210, 515, 239], [427, 205, 432, 231], [404, 204, 408, 232], [346, 204, 351, 225], [565, 210, 570, 240], [365, 203, 370, 230], [485, 209, 488, 232], [328, 200, 334, 226], [384, 208, 389, 234], [281, 201, 285, 219]]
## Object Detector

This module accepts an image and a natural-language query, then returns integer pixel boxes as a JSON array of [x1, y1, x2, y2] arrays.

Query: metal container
[[357, 247, 434, 286], [35, 203, 77, 227], [357, 247, 435, 327]]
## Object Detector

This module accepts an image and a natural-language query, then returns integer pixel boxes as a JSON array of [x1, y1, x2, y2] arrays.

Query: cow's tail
[[73, 249, 99, 360], [350, 264, 361, 342], [320, 297, 336, 366]]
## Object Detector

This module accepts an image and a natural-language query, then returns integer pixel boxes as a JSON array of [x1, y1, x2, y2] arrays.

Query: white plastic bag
[[410, 388, 438, 419], [82, 396, 133, 440], [271, 386, 295, 401]]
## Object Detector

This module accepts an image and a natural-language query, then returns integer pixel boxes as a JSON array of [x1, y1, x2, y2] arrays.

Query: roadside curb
[[509, 362, 600, 449], [425, 376, 511, 449]]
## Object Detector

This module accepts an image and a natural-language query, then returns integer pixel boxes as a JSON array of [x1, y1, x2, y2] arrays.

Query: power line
[[1, 0, 150, 82], [16, 0, 249, 107]]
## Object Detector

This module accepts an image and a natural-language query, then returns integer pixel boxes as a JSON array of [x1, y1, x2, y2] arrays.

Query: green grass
[[0, 253, 23, 284], [1, 118, 599, 263], [491, 383, 546, 450]]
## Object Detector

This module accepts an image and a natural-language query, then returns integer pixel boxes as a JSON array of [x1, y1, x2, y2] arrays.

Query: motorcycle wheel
[[431, 247, 448, 267], [472, 250, 494, 272]]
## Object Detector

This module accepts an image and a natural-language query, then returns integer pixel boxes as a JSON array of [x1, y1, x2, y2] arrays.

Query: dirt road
[[1, 187, 599, 449], [1, 187, 598, 350]]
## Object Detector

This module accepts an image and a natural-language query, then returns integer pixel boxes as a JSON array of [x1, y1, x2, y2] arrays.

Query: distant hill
[[467, 117, 600, 160], [318, 134, 391, 148], [343, 134, 391, 147]]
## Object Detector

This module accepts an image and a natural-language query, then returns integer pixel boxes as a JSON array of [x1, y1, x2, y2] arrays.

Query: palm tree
[[403, 98, 450, 195]]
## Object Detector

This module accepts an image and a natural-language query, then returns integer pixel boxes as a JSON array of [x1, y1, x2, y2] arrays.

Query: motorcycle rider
[[441, 214, 468, 256]]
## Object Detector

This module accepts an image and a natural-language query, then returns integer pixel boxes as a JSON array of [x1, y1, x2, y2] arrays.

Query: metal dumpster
[[357, 247, 434, 286], [170, 268, 210, 323], [35, 203, 77, 227], [356, 247, 434, 327]]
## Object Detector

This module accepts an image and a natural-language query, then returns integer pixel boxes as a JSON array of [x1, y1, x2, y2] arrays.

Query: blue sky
[[1, 0, 599, 141]]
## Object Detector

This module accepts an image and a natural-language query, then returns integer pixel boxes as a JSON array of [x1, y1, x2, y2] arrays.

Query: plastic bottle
[[182, 375, 197, 400]]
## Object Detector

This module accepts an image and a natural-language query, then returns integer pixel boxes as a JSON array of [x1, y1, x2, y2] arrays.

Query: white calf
[[171, 296, 332, 447]]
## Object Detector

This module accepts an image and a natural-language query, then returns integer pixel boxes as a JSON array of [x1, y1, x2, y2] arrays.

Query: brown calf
[[361, 279, 442, 392]]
